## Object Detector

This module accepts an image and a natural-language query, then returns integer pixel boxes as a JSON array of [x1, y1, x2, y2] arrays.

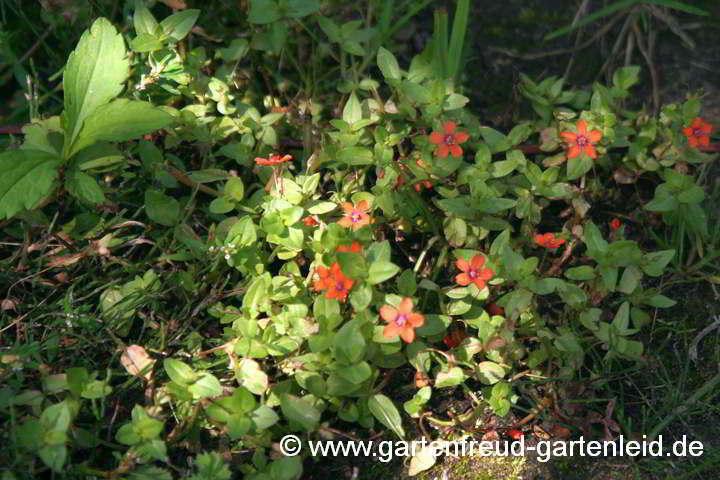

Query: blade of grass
[[433, 8, 448, 78], [447, 0, 469, 81], [545, 0, 637, 40]]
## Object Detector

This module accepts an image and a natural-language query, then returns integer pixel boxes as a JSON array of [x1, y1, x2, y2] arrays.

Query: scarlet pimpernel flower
[[303, 216, 318, 227], [381, 297, 425, 343], [534, 233, 566, 249], [313, 263, 353, 301], [429, 121, 469, 158], [336, 242, 363, 253], [610, 218, 622, 232], [560, 120, 602, 159], [455, 254, 494, 290], [337, 200, 372, 230], [683, 117, 712, 148], [255, 154, 292, 166]]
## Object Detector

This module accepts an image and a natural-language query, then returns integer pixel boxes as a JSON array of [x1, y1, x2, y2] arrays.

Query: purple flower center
[[575, 135, 588, 146], [468, 270, 477, 279], [444, 134, 455, 145], [693, 127, 704, 137], [335, 280, 345, 291], [350, 212, 362, 223], [395, 314, 408, 327]]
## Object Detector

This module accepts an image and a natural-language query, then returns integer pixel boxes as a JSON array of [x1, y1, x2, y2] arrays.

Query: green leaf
[[131, 33, 165, 53], [566, 155, 593, 180], [564, 265, 595, 281], [618, 266, 642, 294], [159, 9, 200, 41], [69, 99, 174, 157], [377, 47, 401, 80], [66, 169, 105, 204], [280, 394, 320, 432], [0, 150, 60, 219], [343, 92, 362, 125], [338, 146, 374, 165], [644, 294, 676, 308], [367, 260, 401, 285], [248, 0, 282, 24], [368, 394, 405, 439], [641, 250, 675, 277], [435, 366, 465, 388], [41, 402, 72, 433], [145, 189, 180, 226], [188, 373, 223, 399], [613, 66, 641, 90], [337, 361, 372, 384], [475, 361, 505, 384], [38, 445, 67, 472], [63, 18, 129, 158], [133, 2, 159, 35], [163, 359, 197, 386]]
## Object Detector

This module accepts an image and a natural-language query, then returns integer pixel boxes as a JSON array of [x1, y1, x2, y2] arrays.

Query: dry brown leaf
[[120, 345, 155, 381], [47, 252, 86, 268], [158, 0, 187, 9]]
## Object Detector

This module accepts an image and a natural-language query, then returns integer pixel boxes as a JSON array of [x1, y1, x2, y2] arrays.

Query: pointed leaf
[[0, 150, 60, 219], [368, 394, 405, 439], [63, 18, 129, 157], [70, 99, 173, 157]]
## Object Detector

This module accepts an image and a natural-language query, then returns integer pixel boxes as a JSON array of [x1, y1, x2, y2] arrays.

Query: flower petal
[[701, 124, 712, 135], [560, 132, 577, 143], [444, 121, 457, 134], [356, 200, 369, 211], [699, 135, 710, 146], [449, 144, 463, 157], [456, 258, 470, 272], [691, 117, 704, 128], [454, 131, 469, 143], [588, 130, 603, 143], [568, 145, 581, 158], [337, 217, 353, 228], [585, 144, 597, 159], [398, 297, 414, 315], [380, 305, 398, 322], [435, 144, 449, 158], [576, 120, 588, 135], [470, 254, 485, 270], [341, 202, 354, 213], [384, 323, 401, 339], [408, 313, 425, 328], [429, 131, 444, 145], [479, 268, 494, 280], [400, 326, 415, 343], [456, 273, 470, 286], [683, 127, 693, 137]]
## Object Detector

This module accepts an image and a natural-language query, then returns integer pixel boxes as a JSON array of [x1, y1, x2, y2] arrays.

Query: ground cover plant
[[1, 1, 719, 479]]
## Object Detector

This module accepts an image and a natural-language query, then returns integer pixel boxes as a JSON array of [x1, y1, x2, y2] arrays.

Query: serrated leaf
[[70, 99, 174, 157], [368, 394, 405, 439], [0, 150, 60, 219], [63, 18, 130, 158]]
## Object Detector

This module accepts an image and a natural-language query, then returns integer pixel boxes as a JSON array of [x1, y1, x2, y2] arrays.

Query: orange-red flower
[[313, 262, 353, 301], [610, 218, 622, 232], [255, 154, 292, 166], [303, 216, 318, 227], [337, 200, 372, 230], [381, 297, 425, 343], [429, 121, 469, 158], [455, 254, 494, 290], [336, 242, 363, 253], [312, 265, 331, 291], [683, 117, 712, 148], [560, 120, 602, 159], [414, 180, 433, 193], [534, 233, 566, 249]]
